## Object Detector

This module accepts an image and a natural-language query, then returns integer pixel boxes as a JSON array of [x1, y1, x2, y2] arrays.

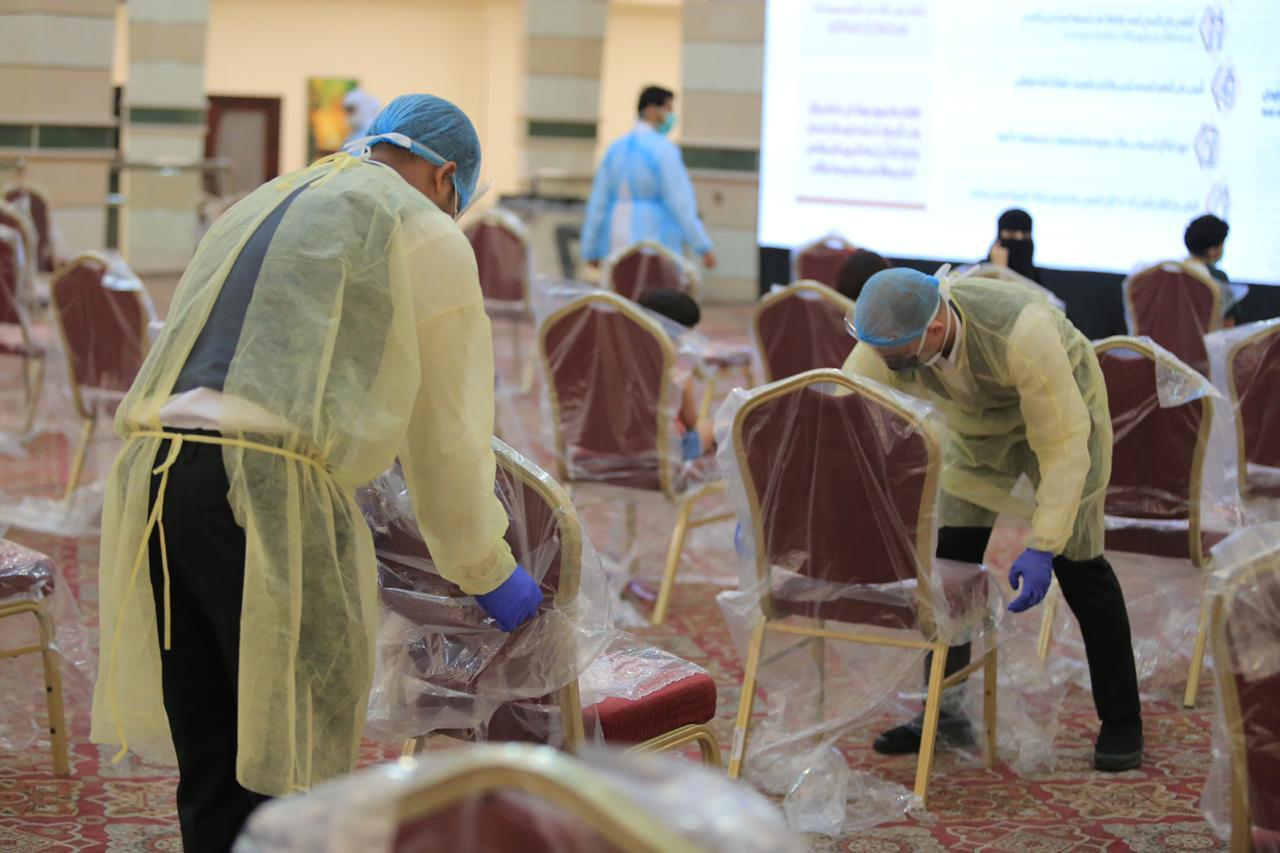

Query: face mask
[[883, 304, 952, 372], [657, 112, 676, 135], [1000, 237, 1035, 276]]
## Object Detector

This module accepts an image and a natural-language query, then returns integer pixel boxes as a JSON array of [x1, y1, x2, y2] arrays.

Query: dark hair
[[834, 250, 892, 301], [638, 85, 675, 113], [1184, 214, 1229, 255], [997, 208, 1033, 233], [639, 288, 700, 328]]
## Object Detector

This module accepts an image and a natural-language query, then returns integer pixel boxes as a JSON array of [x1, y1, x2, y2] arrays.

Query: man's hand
[[702, 251, 717, 270], [989, 243, 1009, 268], [475, 565, 543, 631], [585, 259, 600, 270], [1008, 548, 1054, 612]]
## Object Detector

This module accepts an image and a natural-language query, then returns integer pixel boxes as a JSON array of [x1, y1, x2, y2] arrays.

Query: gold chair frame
[[1036, 337, 1216, 709], [467, 207, 536, 392], [1206, 548, 1280, 853], [538, 291, 733, 626], [0, 592, 70, 775], [1122, 260, 1224, 341], [49, 252, 151, 501], [392, 745, 704, 853], [750, 280, 855, 384], [0, 199, 40, 309], [789, 232, 856, 285], [602, 240, 701, 302], [724, 369, 997, 807], [403, 438, 720, 768], [0, 225, 44, 434], [1224, 322, 1280, 500]]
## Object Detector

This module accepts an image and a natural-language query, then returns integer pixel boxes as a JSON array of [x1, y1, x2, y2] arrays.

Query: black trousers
[[147, 432, 270, 852], [928, 527, 1142, 726]]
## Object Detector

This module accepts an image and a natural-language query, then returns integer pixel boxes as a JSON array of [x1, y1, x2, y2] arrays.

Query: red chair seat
[[0, 540, 55, 599], [1105, 524, 1226, 563], [584, 668, 717, 746], [772, 558, 988, 631]]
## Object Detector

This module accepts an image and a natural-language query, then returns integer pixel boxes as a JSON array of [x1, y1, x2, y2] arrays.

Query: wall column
[[119, 0, 208, 274], [0, 0, 118, 258], [524, 0, 607, 197], [680, 0, 764, 302]]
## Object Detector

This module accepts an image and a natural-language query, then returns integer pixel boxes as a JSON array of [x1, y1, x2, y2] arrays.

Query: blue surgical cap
[[365, 94, 482, 211], [853, 268, 942, 347]]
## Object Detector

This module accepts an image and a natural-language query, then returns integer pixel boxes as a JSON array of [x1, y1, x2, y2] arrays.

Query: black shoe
[[873, 711, 976, 755], [1094, 720, 1143, 772]]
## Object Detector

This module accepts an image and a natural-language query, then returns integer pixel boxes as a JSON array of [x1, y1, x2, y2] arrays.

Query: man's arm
[[399, 224, 515, 594], [1006, 306, 1094, 554]]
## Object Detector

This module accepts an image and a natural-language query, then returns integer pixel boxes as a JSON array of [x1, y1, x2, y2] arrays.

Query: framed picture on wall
[[307, 77, 357, 162]]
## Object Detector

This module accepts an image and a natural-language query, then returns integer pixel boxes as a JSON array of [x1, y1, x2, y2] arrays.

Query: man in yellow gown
[[843, 267, 1143, 772], [91, 94, 541, 851]]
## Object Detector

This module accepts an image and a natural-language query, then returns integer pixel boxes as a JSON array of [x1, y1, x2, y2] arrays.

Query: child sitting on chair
[[638, 288, 716, 461]]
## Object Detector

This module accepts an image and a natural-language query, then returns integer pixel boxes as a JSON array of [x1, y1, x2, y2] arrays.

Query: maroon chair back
[[754, 284, 854, 382], [4, 188, 52, 273], [1097, 342, 1211, 563], [0, 227, 21, 328], [734, 372, 937, 627], [793, 240, 855, 288], [1218, 559, 1280, 842], [540, 295, 671, 492], [1124, 264, 1220, 376], [392, 789, 619, 853], [466, 219, 528, 305], [51, 254, 149, 413], [607, 244, 692, 302], [1228, 325, 1280, 498]]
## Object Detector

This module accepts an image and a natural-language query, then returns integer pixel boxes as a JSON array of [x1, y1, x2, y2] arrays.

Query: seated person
[[834, 249, 892, 302], [987, 208, 1041, 283], [1184, 213, 1240, 325], [639, 288, 715, 460]]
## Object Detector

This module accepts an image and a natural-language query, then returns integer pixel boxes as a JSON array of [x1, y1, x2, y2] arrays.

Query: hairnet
[[998, 208, 1033, 233], [1184, 214, 1229, 254], [364, 94, 483, 211], [852, 268, 941, 347]]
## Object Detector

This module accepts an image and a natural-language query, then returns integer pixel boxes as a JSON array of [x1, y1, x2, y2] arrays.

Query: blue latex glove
[[734, 523, 745, 557], [475, 565, 543, 631], [1008, 548, 1054, 613]]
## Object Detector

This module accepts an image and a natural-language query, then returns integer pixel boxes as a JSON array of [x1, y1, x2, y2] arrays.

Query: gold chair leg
[[402, 736, 423, 758], [728, 620, 767, 780], [624, 499, 639, 577], [739, 365, 755, 390], [696, 367, 720, 425], [810, 628, 825, 727], [651, 492, 698, 626], [983, 638, 998, 769], [21, 355, 45, 436], [34, 602, 69, 776], [62, 416, 95, 503], [693, 725, 722, 768], [1036, 582, 1059, 663], [913, 643, 949, 807], [1184, 595, 1212, 709]]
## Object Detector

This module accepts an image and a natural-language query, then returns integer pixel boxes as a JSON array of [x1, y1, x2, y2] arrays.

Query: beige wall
[[597, 1, 682, 157], [202, 0, 525, 195]]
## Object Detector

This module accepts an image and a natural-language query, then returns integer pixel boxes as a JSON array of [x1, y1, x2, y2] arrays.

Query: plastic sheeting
[[0, 539, 94, 754], [358, 441, 612, 743], [1205, 319, 1280, 521], [531, 278, 732, 603], [602, 241, 699, 302], [1201, 525, 1280, 852], [1122, 261, 1224, 376], [0, 252, 158, 536], [714, 372, 1070, 834], [752, 281, 856, 382], [951, 262, 1066, 311], [234, 744, 803, 853]]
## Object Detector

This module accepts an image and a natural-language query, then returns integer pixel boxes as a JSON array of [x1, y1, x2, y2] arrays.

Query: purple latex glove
[[475, 565, 543, 631], [1008, 548, 1053, 613]]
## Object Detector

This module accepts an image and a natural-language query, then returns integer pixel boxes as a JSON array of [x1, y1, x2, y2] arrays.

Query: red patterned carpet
[[0, 304, 1228, 851]]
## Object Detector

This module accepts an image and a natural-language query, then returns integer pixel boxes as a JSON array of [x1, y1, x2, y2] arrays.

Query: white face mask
[[915, 302, 953, 368]]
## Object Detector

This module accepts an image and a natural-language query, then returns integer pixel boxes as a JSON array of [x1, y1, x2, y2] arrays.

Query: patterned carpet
[[0, 303, 1229, 851]]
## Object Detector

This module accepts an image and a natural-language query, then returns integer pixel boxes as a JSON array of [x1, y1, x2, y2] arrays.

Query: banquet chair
[[723, 369, 997, 806], [1224, 322, 1280, 500], [1123, 261, 1223, 376], [752, 281, 855, 382], [790, 233, 856, 288], [466, 208, 534, 389], [0, 200, 39, 306], [539, 291, 732, 626], [375, 439, 720, 767], [1036, 338, 1217, 708], [0, 539, 69, 775], [602, 241, 699, 302], [3, 184, 55, 273], [51, 253, 151, 499], [0, 226, 45, 433], [1205, 528, 1280, 853]]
